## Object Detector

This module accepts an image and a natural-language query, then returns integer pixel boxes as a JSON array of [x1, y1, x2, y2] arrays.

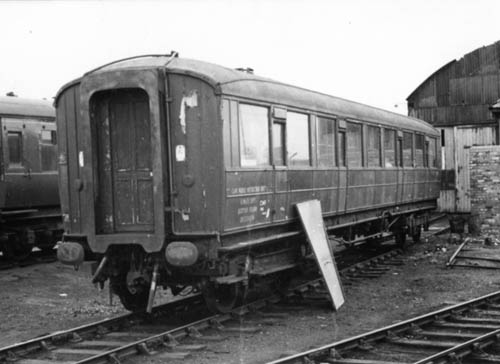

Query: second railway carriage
[[0, 96, 61, 259], [56, 53, 441, 312]]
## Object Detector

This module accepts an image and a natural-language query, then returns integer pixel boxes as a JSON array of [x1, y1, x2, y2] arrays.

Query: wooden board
[[296, 199, 344, 310]]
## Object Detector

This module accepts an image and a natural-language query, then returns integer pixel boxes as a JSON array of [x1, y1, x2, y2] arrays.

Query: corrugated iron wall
[[407, 41, 500, 127]]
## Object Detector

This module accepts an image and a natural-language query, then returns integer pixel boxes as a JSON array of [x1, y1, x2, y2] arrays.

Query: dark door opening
[[93, 89, 154, 234]]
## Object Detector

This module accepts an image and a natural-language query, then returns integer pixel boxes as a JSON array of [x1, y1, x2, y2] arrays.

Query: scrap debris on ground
[[447, 235, 500, 269]]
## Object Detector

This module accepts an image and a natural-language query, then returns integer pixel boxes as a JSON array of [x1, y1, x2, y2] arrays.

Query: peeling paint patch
[[179, 90, 198, 134]]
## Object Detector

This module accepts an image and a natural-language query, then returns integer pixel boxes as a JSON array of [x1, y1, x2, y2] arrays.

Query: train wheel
[[202, 281, 240, 313], [2, 244, 31, 261], [2, 233, 33, 261], [39, 244, 56, 254], [110, 273, 149, 312]]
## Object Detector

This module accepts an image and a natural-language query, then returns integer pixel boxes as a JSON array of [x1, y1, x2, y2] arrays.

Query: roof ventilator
[[235, 67, 254, 74]]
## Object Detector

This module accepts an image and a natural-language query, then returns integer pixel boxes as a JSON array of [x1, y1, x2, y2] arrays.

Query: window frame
[[7, 130, 23, 169], [40, 128, 58, 172], [286, 110, 311, 168], [402, 131, 414, 168], [337, 119, 346, 167], [427, 136, 438, 168], [414, 133, 425, 168], [396, 131, 403, 167], [345, 120, 363, 168], [316, 115, 337, 168], [272, 118, 286, 167], [383, 128, 397, 168], [237, 102, 271, 168], [224, 97, 435, 173], [365, 124, 382, 168]]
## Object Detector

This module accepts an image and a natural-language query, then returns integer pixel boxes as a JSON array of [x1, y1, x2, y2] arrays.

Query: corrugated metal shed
[[407, 41, 500, 127], [409, 41, 500, 215]]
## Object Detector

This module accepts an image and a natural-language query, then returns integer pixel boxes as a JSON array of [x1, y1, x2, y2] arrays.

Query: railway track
[[0, 249, 405, 364], [0, 216, 450, 364], [268, 289, 500, 364]]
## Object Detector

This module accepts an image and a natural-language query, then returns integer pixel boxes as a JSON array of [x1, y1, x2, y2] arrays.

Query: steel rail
[[73, 256, 410, 364], [0, 217, 447, 364], [0, 294, 205, 360], [0, 249, 403, 364], [0, 216, 448, 363], [72, 316, 228, 364], [72, 297, 282, 364], [413, 328, 500, 364], [266, 289, 500, 364]]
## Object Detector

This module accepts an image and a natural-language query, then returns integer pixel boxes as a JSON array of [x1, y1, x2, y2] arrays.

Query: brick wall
[[469, 145, 500, 235]]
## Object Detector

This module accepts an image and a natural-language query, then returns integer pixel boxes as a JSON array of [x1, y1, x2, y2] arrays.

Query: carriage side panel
[[57, 84, 82, 234], [167, 74, 221, 234]]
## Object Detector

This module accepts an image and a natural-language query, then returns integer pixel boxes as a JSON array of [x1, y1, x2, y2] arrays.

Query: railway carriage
[[0, 96, 61, 259], [56, 53, 441, 312]]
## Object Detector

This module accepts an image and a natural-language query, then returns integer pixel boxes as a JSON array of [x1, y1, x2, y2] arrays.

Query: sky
[[1, 0, 500, 115]]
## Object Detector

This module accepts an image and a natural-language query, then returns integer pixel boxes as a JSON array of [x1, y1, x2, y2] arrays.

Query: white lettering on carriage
[[239, 215, 255, 223], [227, 185, 268, 195], [236, 196, 270, 224]]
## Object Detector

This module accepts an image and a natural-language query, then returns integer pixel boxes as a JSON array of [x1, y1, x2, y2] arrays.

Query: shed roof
[[0, 96, 55, 119], [57, 54, 437, 135], [407, 41, 500, 102], [406, 60, 456, 101]]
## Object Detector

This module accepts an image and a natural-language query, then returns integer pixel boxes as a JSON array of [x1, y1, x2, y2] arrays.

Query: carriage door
[[94, 89, 154, 233]]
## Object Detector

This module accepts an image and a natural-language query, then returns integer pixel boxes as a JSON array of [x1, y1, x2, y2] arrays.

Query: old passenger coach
[[0, 96, 60, 260], [56, 53, 440, 312]]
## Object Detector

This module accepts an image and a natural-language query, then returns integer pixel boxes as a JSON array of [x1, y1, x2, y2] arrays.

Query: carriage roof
[[56, 54, 438, 135], [0, 96, 54, 119]]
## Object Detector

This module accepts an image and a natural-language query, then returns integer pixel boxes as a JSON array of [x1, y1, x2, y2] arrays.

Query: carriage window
[[346, 122, 362, 167], [384, 129, 396, 167], [41, 130, 57, 144], [317, 117, 336, 166], [273, 121, 285, 166], [424, 141, 429, 168], [41, 130, 57, 171], [397, 138, 403, 167], [415, 134, 425, 167], [239, 104, 269, 167], [7, 131, 22, 166], [287, 112, 310, 167], [339, 130, 346, 167], [366, 125, 381, 167], [403, 132, 413, 167], [428, 137, 437, 168]]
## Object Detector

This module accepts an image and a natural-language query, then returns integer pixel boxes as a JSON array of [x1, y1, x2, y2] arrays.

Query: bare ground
[[1, 233, 500, 364]]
